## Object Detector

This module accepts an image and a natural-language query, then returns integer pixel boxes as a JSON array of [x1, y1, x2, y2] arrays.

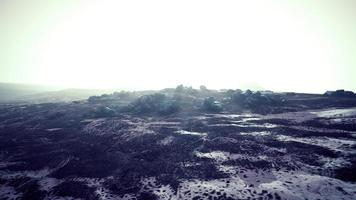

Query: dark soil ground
[[1, 93, 356, 199]]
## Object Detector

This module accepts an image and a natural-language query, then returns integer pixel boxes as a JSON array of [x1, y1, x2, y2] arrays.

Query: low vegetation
[[86, 86, 356, 117]]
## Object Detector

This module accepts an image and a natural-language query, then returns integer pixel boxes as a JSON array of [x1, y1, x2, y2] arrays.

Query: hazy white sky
[[0, 0, 355, 92]]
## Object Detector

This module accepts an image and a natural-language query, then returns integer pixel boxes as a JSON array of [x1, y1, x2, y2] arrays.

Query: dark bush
[[90, 106, 116, 118], [112, 91, 131, 99], [130, 93, 180, 115], [88, 96, 100, 104], [324, 90, 356, 98], [158, 100, 180, 115], [174, 85, 199, 96], [228, 89, 284, 110], [202, 97, 222, 112], [231, 90, 246, 103]]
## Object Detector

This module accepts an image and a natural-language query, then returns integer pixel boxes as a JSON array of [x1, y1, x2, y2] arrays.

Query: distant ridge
[[0, 82, 114, 103]]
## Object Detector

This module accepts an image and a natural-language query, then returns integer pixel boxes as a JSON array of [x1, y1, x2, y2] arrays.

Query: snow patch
[[175, 130, 207, 137], [240, 131, 272, 136], [46, 128, 63, 132], [158, 136, 175, 146], [276, 135, 356, 152], [38, 177, 63, 192], [311, 107, 356, 118]]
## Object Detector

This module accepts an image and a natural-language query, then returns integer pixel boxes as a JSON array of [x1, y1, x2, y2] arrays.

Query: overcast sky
[[0, 0, 355, 92]]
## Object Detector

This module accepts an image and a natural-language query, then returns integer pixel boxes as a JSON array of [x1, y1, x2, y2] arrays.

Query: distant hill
[[0, 82, 114, 103], [0, 82, 60, 102], [21, 88, 115, 103]]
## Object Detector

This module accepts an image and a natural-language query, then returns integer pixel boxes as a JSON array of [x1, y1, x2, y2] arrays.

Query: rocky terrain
[[0, 87, 356, 200]]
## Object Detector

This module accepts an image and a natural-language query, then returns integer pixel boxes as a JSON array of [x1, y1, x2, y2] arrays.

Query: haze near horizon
[[1, 0, 356, 93]]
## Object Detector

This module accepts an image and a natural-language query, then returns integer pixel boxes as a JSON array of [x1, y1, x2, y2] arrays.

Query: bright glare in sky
[[0, 0, 356, 93]]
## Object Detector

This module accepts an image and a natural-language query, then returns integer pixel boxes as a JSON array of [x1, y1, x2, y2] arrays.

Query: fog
[[1, 0, 356, 93]]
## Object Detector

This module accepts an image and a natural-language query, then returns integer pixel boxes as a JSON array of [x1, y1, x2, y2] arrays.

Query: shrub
[[131, 93, 180, 115], [88, 96, 100, 103], [90, 106, 116, 118], [202, 97, 222, 112]]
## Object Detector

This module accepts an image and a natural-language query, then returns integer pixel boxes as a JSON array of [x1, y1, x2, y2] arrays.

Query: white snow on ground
[[217, 164, 238, 175], [190, 149, 356, 199], [175, 130, 207, 137], [264, 111, 317, 123], [139, 150, 356, 200], [211, 113, 259, 119], [153, 184, 176, 200], [26, 168, 54, 179], [94, 187, 123, 200], [264, 107, 356, 123], [3, 108, 356, 200], [38, 177, 63, 192], [239, 117, 262, 122], [260, 171, 356, 200], [208, 122, 277, 128], [327, 117, 356, 125], [69, 177, 136, 200], [46, 128, 63, 132], [193, 116, 209, 120], [288, 125, 356, 134], [140, 170, 356, 200], [195, 151, 229, 162], [158, 136, 175, 146], [123, 121, 155, 139], [0, 157, 71, 195], [177, 177, 247, 199], [180, 162, 201, 167], [147, 121, 181, 126], [206, 114, 262, 122], [80, 119, 96, 123], [141, 177, 176, 200], [207, 123, 241, 127], [207, 114, 245, 119], [320, 157, 352, 169], [192, 113, 275, 129], [276, 135, 356, 152], [0, 185, 23, 200], [195, 151, 269, 163], [83, 118, 156, 140], [237, 123, 278, 128], [240, 131, 272, 136], [311, 107, 356, 118], [70, 177, 105, 188]]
